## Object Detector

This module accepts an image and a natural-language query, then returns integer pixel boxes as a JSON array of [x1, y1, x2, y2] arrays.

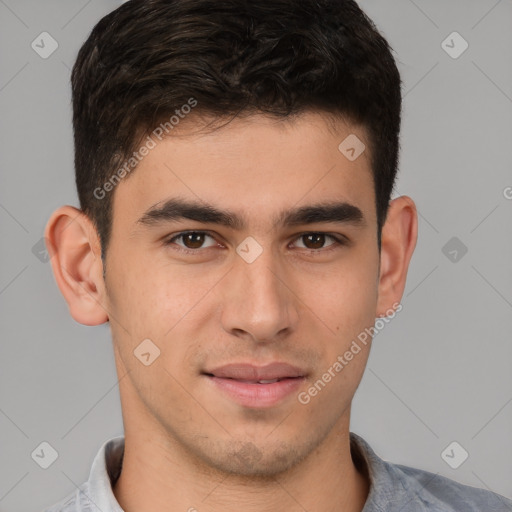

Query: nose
[[219, 246, 299, 343]]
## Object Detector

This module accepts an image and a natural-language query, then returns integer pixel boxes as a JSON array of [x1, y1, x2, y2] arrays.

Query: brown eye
[[303, 233, 326, 249], [293, 233, 342, 251], [165, 231, 217, 251], [182, 232, 206, 249]]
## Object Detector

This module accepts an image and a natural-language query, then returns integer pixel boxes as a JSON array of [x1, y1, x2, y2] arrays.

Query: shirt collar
[[87, 435, 125, 512], [350, 432, 447, 511]]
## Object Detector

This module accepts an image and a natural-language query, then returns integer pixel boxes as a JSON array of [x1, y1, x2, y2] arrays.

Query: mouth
[[203, 374, 299, 384], [202, 362, 307, 408]]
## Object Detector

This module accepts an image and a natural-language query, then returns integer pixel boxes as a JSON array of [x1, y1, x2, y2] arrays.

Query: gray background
[[0, 0, 511, 510]]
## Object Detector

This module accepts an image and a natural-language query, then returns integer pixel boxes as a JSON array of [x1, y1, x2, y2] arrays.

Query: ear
[[44, 205, 109, 326], [376, 195, 418, 316]]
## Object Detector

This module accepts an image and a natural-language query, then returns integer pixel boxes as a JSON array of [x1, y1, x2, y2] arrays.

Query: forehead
[[110, 111, 376, 234]]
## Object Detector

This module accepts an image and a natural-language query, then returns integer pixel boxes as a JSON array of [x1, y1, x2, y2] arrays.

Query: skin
[[45, 111, 417, 512]]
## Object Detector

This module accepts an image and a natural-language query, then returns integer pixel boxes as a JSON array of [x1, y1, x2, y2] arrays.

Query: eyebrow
[[135, 197, 366, 231]]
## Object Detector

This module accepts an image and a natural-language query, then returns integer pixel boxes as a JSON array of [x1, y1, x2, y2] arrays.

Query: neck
[[113, 419, 369, 512]]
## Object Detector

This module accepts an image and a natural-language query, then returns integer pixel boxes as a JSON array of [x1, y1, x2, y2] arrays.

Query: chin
[[194, 437, 313, 478]]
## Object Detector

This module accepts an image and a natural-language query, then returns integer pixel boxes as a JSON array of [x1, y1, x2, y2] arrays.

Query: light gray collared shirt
[[43, 432, 512, 511]]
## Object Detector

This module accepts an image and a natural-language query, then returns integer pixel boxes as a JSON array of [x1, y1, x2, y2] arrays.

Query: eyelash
[[163, 231, 348, 256]]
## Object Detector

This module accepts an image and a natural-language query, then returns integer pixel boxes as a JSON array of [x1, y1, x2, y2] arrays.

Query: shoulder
[[392, 462, 512, 511], [350, 432, 512, 512], [42, 482, 90, 512]]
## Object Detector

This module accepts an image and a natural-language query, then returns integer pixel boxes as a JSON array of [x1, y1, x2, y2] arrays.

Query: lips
[[202, 362, 307, 407], [203, 362, 307, 382]]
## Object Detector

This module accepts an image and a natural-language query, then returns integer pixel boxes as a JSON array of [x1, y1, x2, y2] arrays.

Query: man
[[43, 0, 512, 510]]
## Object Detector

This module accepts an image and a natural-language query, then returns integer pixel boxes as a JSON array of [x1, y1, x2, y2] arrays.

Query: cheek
[[105, 249, 221, 370], [300, 254, 379, 344], [106, 247, 189, 328], [106, 257, 203, 391], [301, 265, 376, 409]]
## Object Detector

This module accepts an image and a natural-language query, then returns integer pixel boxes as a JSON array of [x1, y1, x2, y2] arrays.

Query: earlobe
[[376, 196, 418, 316], [44, 205, 109, 326]]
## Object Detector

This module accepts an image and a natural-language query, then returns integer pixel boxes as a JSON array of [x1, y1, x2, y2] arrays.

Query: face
[[103, 112, 382, 476]]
